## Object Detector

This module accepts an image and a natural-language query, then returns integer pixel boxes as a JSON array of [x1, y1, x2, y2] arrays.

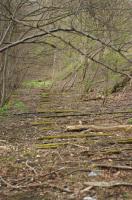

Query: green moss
[[41, 93, 49, 97], [118, 138, 132, 144], [104, 149, 122, 155], [31, 121, 53, 126], [36, 142, 67, 149], [38, 132, 112, 140]]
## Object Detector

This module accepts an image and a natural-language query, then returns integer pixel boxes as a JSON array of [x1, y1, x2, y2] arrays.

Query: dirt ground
[[0, 69, 132, 200]]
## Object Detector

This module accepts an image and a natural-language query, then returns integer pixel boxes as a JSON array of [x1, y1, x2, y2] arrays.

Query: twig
[[40, 167, 66, 178], [26, 160, 38, 175], [80, 186, 93, 194], [0, 176, 73, 193], [67, 142, 89, 150], [66, 169, 91, 176], [0, 176, 20, 189]]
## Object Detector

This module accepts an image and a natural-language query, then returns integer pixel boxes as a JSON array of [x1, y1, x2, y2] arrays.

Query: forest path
[[0, 72, 132, 200]]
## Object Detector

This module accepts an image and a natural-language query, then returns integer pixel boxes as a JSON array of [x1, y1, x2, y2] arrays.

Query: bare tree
[[0, 0, 131, 105]]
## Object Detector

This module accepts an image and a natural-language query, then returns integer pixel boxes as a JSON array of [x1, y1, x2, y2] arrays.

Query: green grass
[[23, 80, 52, 89], [12, 100, 27, 112], [0, 104, 10, 114], [41, 92, 49, 97], [0, 100, 27, 114]]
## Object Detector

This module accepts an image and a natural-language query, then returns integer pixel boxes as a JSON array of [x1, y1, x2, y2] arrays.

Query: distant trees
[[0, 0, 131, 106]]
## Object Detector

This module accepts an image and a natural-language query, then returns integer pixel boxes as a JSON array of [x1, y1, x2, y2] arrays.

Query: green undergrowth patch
[[122, 192, 132, 200], [0, 99, 27, 114], [41, 92, 49, 98], [0, 155, 16, 163], [12, 100, 27, 112], [0, 104, 10, 115], [22, 80, 52, 89], [127, 118, 132, 125]]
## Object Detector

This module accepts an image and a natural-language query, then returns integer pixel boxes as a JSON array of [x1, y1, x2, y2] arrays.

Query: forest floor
[[0, 68, 132, 200]]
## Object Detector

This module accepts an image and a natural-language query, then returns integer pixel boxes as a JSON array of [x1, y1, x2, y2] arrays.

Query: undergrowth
[[23, 80, 52, 89]]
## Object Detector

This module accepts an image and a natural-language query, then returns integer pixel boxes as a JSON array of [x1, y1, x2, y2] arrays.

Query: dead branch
[[72, 28, 132, 64], [0, 176, 20, 189], [25, 160, 38, 175], [80, 186, 93, 194], [95, 164, 132, 171]]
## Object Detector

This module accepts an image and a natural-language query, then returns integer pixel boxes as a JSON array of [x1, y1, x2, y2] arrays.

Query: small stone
[[88, 171, 98, 177], [36, 154, 41, 158], [88, 170, 101, 177], [83, 196, 97, 200]]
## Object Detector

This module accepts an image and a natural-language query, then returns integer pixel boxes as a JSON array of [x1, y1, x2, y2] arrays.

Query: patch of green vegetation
[[0, 99, 27, 114], [22, 150, 36, 158], [41, 92, 49, 97], [0, 103, 10, 114], [127, 118, 132, 125], [23, 80, 52, 89], [105, 51, 124, 68], [123, 192, 132, 199], [84, 78, 95, 93], [12, 100, 27, 112], [0, 156, 16, 162]]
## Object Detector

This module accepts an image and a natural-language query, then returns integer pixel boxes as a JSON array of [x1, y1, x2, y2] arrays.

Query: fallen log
[[66, 124, 132, 132]]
